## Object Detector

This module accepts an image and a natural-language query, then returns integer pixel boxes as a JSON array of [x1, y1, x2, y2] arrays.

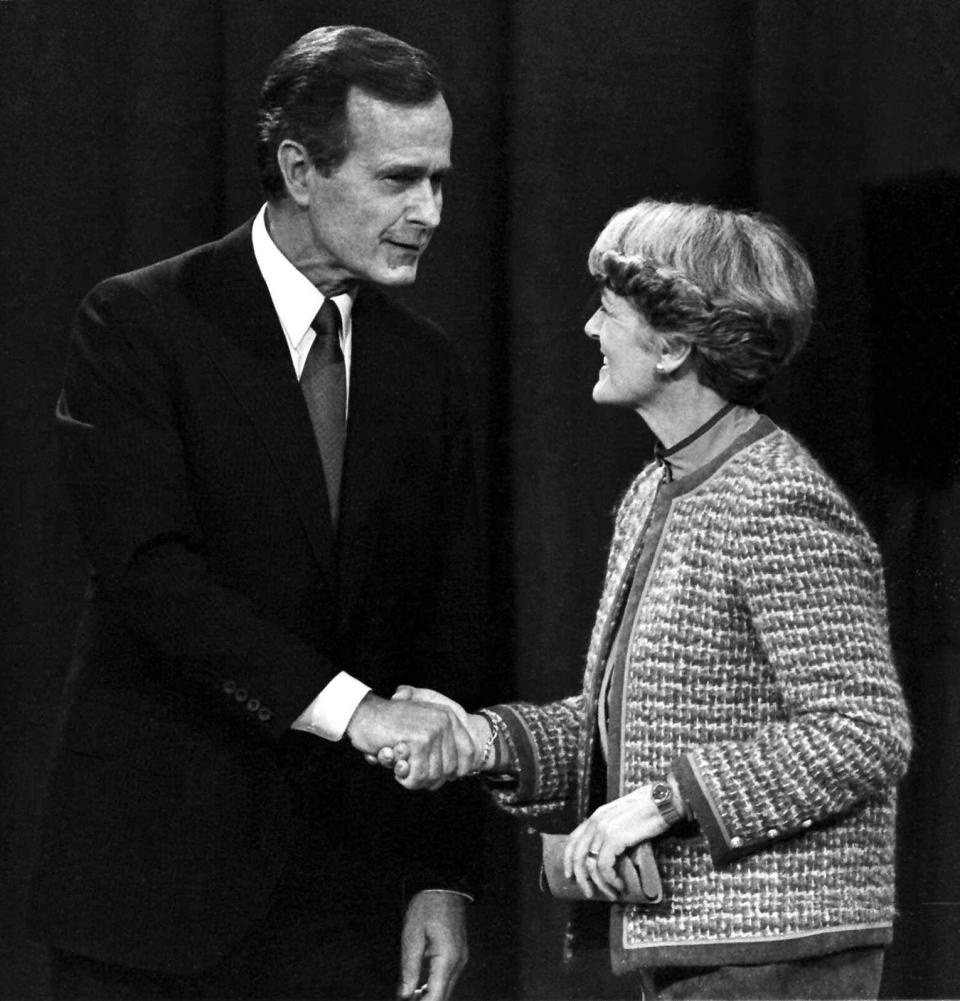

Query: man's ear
[[657, 336, 693, 375], [276, 140, 314, 208]]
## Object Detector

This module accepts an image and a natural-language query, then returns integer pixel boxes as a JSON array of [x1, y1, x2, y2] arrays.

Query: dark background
[[2, 1, 959, 998]]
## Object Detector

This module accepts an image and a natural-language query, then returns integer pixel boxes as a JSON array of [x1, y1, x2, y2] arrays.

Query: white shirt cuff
[[291, 671, 371, 741], [415, 888, 475, 904]]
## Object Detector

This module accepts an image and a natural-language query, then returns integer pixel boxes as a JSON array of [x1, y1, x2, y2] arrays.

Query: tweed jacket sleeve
[[674, 456, 912, 866], [482, 695, 585, 817]]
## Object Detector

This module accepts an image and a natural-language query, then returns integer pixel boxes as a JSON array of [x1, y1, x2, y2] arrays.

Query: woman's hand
[[563, 785, 669, 899]]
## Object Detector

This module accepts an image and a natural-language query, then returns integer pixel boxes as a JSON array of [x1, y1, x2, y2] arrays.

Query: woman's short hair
[[588, 199, 816, 405], [257, 26, 443, 200]]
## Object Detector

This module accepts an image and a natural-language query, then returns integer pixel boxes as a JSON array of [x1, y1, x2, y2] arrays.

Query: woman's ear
[[657, 336, 693, 376]]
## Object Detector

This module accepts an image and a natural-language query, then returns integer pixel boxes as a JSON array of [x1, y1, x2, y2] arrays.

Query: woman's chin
[[592, 378, 623, 407], [592, 371, 610, 402]]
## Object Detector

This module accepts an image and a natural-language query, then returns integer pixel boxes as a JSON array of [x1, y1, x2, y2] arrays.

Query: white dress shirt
[[251, 203, 370, 741]]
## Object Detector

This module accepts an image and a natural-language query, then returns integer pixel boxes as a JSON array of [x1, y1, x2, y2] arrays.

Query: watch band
[[650, 779, 682, 827]]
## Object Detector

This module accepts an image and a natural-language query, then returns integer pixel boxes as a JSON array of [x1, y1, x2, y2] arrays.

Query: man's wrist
[[292, 672, 371, 742], [412, 887, 473, 904]]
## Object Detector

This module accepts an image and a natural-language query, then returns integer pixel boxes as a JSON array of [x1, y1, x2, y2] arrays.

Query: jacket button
[[247, 698, 261, 712], [257, 707, 273, 722], [730, 836, 743, 848], [767, 828, 779, 839], [801, 818, 813, 829], [223, 680, 237, 695], [235, 688, 248, 702]]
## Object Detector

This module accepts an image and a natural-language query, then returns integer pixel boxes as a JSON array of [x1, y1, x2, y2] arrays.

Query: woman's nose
[[584, 310, 602, 340]]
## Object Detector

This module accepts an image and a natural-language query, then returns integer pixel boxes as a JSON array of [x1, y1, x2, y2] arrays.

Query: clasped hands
[[345, 686, 488, 790]]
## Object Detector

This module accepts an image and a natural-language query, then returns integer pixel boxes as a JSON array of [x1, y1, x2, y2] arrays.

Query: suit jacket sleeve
[[58, 276, 336, 738]]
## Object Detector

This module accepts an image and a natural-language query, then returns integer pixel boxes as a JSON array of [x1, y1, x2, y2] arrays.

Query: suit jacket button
[[223, 680, 237, 695], [730, 836, 743, 849], [257, 708, 273, 722], [235, 688, 248, 702], [247, 698, 261, 712]]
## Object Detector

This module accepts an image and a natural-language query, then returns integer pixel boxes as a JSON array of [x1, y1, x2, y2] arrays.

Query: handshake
[[345, 686, 493, 790]]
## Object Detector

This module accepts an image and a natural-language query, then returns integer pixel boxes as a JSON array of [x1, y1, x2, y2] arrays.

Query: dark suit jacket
[[29, 220, 483, 974]]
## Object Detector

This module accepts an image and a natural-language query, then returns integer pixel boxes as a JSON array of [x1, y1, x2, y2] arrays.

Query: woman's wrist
[[467, 712, 496, 772], [468, 708, 517, 773]]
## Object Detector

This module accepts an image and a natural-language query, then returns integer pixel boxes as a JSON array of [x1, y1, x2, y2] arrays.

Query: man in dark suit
[[29, 25, 484, 1001]]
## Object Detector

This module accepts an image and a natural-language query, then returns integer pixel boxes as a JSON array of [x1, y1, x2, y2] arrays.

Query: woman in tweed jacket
[[384, 199, 911, 1000]]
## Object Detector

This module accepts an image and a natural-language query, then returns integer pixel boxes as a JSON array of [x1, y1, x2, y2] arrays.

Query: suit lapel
[[198, 221, 337, 587]]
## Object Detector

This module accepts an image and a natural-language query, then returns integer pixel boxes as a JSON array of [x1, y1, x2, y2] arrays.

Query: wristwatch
[[650, 778, 683, 827]]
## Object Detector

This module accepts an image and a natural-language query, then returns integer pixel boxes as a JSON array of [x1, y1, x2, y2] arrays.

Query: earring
[[655, 363, 666, 374]]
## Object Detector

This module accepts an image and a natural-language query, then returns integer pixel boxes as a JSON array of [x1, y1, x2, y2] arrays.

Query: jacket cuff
[[673, 752, 748, 866], [673, 753, 822, 867], [403, 869, 479, 901], [484, 703, 540, 803]]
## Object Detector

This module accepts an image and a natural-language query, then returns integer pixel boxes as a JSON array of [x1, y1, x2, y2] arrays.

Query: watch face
[[651, 782, 672, 805]]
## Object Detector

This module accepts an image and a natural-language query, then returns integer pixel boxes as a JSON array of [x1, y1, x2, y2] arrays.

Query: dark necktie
[[300, 299, 346, 528]]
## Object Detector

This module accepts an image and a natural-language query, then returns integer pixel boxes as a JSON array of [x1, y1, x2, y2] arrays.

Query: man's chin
[[374, 263, 420, 287]]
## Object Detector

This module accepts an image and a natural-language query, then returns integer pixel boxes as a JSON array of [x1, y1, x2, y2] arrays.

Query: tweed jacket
[[490, 418, 911, 972]]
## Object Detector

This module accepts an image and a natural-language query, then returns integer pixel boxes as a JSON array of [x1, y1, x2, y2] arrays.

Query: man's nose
[[407, 180, 442, 228]]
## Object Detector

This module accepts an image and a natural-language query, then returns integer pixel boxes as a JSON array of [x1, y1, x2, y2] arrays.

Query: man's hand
[[398, 890, 468, 1001], [346, 692, 476, 789], [392, 685, 470, 722], [366, 688, 492, 789]]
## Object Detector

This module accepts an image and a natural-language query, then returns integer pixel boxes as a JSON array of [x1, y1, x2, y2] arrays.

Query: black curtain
[[3, 2, 958, 998]]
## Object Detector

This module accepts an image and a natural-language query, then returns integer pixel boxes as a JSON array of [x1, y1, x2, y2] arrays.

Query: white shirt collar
[[251, 203, 355, 353]]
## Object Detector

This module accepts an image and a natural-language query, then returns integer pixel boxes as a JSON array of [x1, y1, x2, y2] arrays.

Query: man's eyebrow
[[378, 163, 455, 179]]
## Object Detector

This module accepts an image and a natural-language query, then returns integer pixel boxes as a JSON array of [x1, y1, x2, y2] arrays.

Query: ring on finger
[[586, 849, 600, 860]]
